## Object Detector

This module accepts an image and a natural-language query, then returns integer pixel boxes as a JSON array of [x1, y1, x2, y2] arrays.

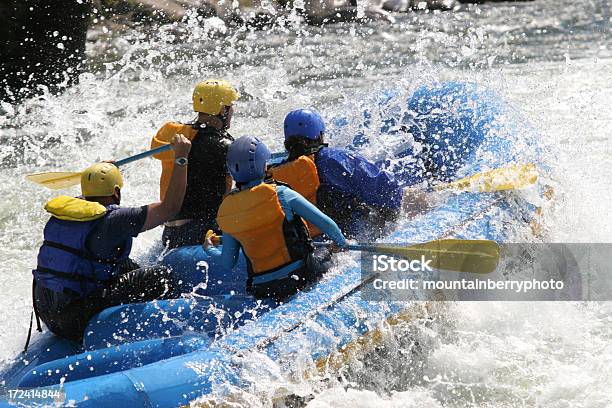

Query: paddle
[[25, 145, 172, 190], [431, 164, 538, 194], [315, 239, 500, 274], [27, 141, 536, 194], [271, 148, 537, 194]]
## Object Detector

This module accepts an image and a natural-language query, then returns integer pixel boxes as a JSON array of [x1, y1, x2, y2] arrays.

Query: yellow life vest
[[44, 196, 107, 222], [269, 155, 322, 237], [216, 183, 312, 275]]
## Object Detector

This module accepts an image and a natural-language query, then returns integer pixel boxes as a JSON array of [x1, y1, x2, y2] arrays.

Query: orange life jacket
[[269, 155, 322, 237], [216, 182, 312, 275], [150, 122, 199, 200]]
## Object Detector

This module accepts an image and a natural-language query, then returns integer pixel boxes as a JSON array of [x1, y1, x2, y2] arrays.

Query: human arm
[[279, 186, 347, 246], [140, 135, 191, 232], [316, 148, 403, 209], [202, 233, 242, 270]]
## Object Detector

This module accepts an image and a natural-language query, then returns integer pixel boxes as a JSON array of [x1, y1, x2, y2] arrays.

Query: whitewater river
[[1, 0, 611, 406]]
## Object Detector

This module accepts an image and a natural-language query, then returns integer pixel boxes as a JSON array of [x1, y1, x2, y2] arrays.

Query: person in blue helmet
[[204, 136, 347, 300], [268, 108, 404, 239]]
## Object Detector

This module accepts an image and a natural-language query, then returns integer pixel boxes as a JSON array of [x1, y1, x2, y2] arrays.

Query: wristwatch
[[174, 156, 188, 167]]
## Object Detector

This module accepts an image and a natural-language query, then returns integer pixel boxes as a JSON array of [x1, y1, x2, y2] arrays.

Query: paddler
[[151, 79, 239, 248], [31, 135, 192, 342], [203, 136, 347, 300], [269, 108, 404, 238]]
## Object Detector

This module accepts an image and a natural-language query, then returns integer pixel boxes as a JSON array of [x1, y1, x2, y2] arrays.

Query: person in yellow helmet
[[150, 79, 239, 249], [30, 136, 191, 344]]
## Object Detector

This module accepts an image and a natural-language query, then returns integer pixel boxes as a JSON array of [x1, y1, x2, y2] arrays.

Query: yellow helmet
[[80, 163, 123, 197], [192, 79, 239, 115]]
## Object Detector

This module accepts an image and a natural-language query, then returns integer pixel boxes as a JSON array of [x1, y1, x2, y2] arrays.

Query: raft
[[0, 82, 545, 407]]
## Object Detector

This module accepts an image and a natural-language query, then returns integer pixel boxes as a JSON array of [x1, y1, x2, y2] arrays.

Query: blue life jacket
[[33, 206, 132, 297]]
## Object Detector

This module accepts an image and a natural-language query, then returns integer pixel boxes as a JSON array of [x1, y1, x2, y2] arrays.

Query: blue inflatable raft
[[0, 82, 546, 407]]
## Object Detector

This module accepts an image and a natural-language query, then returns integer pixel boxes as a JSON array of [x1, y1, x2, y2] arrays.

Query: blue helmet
[[283, 109, 326, 140], [227, 136, 271, 183]]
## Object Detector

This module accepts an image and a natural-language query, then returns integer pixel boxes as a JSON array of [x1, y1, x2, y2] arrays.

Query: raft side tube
[[18, 334, 211, 388]]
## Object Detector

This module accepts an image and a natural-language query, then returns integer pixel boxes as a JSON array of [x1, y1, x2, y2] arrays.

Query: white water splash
[[2, 2, 612, 406]]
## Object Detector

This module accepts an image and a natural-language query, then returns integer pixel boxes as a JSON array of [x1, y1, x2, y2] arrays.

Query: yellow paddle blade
[[25, 171, 82, 190], [372, 239, 500, 274], [434, 164, 538, 193]]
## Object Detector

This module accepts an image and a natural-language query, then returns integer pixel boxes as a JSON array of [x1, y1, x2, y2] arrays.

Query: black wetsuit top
[[175, 124, 234, 222]]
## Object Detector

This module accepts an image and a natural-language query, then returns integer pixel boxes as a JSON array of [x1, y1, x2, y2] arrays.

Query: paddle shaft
[[114, 144, 172, 167], [270, 151, 287, 160], [315, 241, 454, 255], [269, 150, 534, 196], [314, 242, 378, 252]]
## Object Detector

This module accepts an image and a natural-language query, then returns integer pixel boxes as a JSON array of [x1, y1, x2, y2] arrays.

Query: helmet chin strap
[[219, 106, 230, 129]]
